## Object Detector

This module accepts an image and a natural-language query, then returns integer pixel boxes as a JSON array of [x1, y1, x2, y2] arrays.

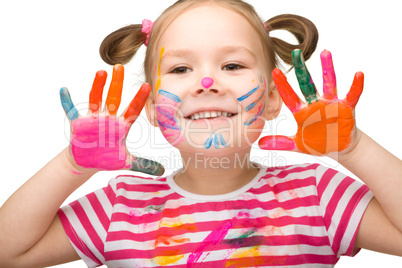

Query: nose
[[194, 77, 218, 95], [201, 77, 214, 88]]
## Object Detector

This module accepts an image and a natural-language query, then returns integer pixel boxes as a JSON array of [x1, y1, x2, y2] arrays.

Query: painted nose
[[201, 77, 214, 89]]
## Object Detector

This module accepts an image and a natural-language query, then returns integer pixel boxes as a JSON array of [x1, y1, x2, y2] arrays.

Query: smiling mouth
[[185, 110, 238, 120]]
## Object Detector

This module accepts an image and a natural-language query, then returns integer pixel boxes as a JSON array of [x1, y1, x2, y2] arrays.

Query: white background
[[0, 1, 401, 267]]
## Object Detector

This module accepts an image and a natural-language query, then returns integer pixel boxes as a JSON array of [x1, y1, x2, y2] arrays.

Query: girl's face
[[147, 4, 279, 156]]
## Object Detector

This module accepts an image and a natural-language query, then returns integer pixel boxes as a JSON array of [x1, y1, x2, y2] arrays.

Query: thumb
[[128, 155, 165, 176], [258, 135, 296, 151]]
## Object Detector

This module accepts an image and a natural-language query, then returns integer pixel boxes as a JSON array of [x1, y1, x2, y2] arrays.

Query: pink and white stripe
[[59, 163, 373, 267]]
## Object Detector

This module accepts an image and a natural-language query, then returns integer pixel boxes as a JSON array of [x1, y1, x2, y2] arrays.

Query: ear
[[264, 80, 282, 120], [145, 92, 159, 127]]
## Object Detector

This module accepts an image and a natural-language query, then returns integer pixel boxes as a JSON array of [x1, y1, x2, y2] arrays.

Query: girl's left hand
[[259, 49, 364, 156]]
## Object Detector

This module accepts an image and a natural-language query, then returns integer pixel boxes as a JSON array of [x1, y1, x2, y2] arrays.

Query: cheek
[[155, 90, 185, 146], [236, 76, 267, 143]]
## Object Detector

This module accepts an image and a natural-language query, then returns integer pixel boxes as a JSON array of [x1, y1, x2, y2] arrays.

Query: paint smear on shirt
[[187, 220, 232, 266]]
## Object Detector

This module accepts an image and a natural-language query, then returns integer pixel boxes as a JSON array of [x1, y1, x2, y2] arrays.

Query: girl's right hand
[[60, 64, 164, 176]]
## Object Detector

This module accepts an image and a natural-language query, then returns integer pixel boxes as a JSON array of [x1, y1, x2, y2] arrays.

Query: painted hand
[[60, 64, 164, 175], [259, 49, 364, 156]]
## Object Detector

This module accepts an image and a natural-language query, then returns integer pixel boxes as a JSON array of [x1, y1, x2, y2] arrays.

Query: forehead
[[155, 4, 264, 60]]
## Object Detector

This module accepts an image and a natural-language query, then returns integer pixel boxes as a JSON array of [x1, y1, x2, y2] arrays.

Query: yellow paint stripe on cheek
[[156, 47, 165, 91]]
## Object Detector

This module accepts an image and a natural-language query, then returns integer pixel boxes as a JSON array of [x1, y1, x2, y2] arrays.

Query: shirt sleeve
[[315, 164, 374, 257], [58, 178, 117, 267]]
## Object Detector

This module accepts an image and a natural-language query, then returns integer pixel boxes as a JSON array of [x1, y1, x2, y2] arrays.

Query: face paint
[[244, 103, 265, 126], [201, 77, 214, 88], [237, 85, 259, 102], [237, 83, 265, 127], [155, 48, 184, 146], [204, 132, 228, 149], [158, 90, 183, 103], [245, 91, 265, 112]]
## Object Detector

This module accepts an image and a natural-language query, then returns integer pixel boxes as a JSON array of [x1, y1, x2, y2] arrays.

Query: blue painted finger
[[60, 87, 79, 121]]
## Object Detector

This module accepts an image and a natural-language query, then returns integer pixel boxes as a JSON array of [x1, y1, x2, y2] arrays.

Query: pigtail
[[265, 14, 318, 67], [99, 24, 146, 65]]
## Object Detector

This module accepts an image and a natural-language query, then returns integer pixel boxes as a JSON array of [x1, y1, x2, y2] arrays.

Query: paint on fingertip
[[60, 87, 79, 121]]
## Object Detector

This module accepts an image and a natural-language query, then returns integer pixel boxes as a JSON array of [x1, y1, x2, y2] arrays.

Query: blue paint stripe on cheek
[[158, 90, 183, 103], [237, 85, 259, 102], [245, 90, 265, 112], [204, 136, 213, 149], [157, 119, 181, 130], [60, 87, 79, 121], [219, 134, 228, 148], [244, 105, 266, 126]]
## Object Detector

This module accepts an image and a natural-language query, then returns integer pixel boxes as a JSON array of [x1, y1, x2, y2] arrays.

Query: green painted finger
[[130, 156, 165, 176], [292, 49, 318, 104]]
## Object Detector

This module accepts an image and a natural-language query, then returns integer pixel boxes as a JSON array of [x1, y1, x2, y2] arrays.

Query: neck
[[175, 148, 259, 195]]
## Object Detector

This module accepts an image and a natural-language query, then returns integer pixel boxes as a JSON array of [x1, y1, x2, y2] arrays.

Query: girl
[[0, 0, 401, 267]]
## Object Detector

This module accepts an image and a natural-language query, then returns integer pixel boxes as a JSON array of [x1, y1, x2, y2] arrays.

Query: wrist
[[329, 128, 364, 164], [62, 147, 98, 177]]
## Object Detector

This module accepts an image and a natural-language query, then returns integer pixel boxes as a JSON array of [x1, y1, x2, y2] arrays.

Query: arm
[[338, 130, 402, 255], [259, 49, 402, 256], [0, 65, 164, 267], [0, 148, 93, 267]]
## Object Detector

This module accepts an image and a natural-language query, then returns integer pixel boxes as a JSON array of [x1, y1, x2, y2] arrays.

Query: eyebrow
[[160, 49, 193, 65], [160, 46, 257, 64], [219, 45, 257, 60]]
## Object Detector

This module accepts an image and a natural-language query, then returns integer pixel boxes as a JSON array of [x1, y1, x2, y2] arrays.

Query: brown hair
[[100, 0, 318, 88]]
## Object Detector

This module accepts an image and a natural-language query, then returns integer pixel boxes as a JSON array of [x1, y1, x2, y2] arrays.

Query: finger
[[272, 68, 303, 113], [344, 72, 364, 109], [258, 135, 296, 151], [292, 49, 319, 103], [105, 64, 124, 115], [321, 50, 338, 100], [130, 156, 165, 176], [123, 83, 151, 124], [89, 70, 107, 114], [60, 87, 79, 121]]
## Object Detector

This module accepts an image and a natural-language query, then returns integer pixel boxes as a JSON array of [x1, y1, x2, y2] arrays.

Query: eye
[[170, 66, 192, 74], [222, 63, 244, 71]]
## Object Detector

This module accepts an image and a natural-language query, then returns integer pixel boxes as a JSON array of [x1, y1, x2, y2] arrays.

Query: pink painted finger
[[272, 68, 303, 113], [344, 72, 364, 109], [321, 50, 338, 100], [258, 135, 296, 151], [89, 70, 107, 114], [123, 83, 151, 124]]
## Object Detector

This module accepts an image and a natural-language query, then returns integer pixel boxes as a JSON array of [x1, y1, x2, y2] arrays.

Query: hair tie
[[142, 19, 154, 46], [262, 22, 270, 33]]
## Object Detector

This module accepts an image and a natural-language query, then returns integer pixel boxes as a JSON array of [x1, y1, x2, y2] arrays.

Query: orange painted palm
[[259, 49, 364, 156]]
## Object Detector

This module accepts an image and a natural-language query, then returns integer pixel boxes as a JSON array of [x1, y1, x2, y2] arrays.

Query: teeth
[[188, 110, 234, 120]]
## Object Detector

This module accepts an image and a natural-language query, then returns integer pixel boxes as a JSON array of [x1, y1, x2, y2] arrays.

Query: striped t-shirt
[[58, 163, 373, 267]]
